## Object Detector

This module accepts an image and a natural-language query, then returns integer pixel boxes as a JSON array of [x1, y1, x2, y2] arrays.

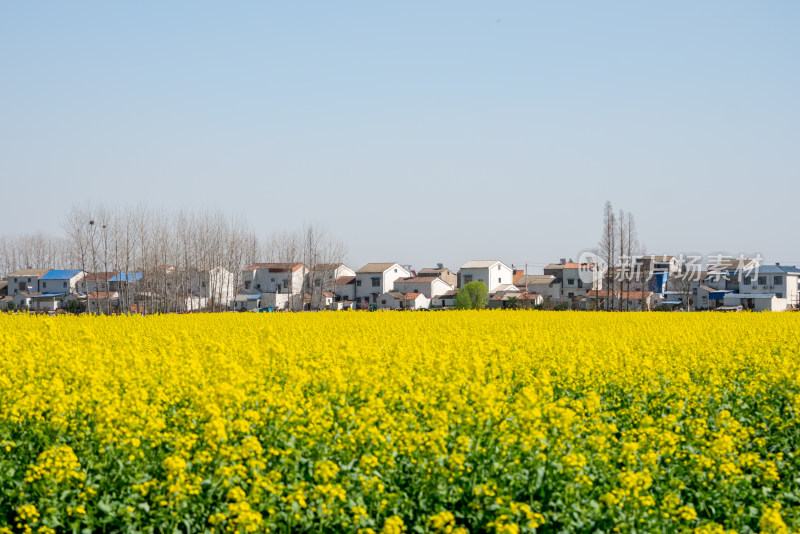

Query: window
[[777, 293, 783, 298], [567, 279, 575, 285], [283, 280, 289, 288], [356, 280, 362, 287], [270, 278, 275, 283], [498, 278, 501, 283], [42, 282, 46, 289], [497, 265, 501, 270], [256, 283, 261, 289], [371, 278, 380, 287], [314, 279, 321, 286], [63, 282, 67, 288], [578, 280, 584, 289], [774, 276, 782, 285], [244, 281, 251, 289], [381, 300, 386, 305], [394, 268, 397, 273], [201, 281, 206, 288], [758, 276, 766, 285], [463, 275, 473, 283]]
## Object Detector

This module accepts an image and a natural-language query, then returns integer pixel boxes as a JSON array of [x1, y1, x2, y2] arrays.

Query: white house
[[354, 263, 412, 307], [241, 263, 308, 295], [12, 291, 39, 310], [431, 290, 458, 308], [37, 270, 86, 295], [241, 263, 309, 311], [331, 276, 356, 303], [543, 261, 602, 299], [393, 276, 454, 299], [722, 293, 787, 312], [308, 264, 356, 291], [516, 274, 561, 301], [417, 265, 458, 287], [459, 260, 513, 293], [308, 264, 356, 310], [6, 268, 51, 296], [231, 294, 261, 312], [739, 264, 800, 309]]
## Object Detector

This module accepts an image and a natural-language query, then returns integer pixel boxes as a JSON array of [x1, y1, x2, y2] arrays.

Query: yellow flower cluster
[[0, 311, 799, 533]]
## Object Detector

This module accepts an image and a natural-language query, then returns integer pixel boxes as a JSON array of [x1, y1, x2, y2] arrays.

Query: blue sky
[[2, 1, 799, 271]]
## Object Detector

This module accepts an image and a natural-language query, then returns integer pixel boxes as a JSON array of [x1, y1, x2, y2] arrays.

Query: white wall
[[460, 263, 512, 293], [393, 277, 454, 299], [355, 264, 410, 305]]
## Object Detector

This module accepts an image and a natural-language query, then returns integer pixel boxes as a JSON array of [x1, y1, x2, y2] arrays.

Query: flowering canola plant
[[1, 311, 800, 533]]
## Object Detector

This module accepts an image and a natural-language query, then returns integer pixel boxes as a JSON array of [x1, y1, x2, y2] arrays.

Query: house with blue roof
[[37, 269, 86, 295]]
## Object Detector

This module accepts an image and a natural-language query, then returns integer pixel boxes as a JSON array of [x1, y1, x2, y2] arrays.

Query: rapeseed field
[[1, 311, 799, 533]]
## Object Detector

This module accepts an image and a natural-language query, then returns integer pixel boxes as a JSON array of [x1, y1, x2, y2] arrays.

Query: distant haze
[[2, 2, 799, 271]]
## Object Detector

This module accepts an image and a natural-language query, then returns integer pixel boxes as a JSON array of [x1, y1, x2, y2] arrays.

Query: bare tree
[[596, 201, 617, 311]]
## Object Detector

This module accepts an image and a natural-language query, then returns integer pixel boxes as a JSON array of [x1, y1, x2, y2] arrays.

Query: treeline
[[0, 204, 347, 312]]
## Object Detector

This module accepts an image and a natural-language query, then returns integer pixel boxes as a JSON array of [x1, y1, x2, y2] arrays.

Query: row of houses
[[2, 255, 799, 313]]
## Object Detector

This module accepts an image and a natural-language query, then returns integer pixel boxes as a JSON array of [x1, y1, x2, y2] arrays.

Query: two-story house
[[416, 264, 457, 287], [393, 276, 455, 300], [738, 264, 800, 310], [6, 268, 51, 296], [308, 263, 356, 310], [38, 270, 86, 295], [354, 263, 411, 307], [543, 261, 601, 299], [458, 260, 513, 293], [240, 263, 309, 311]]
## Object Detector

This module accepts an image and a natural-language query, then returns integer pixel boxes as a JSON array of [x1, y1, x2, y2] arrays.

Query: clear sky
[[2, 1, 799, 272]]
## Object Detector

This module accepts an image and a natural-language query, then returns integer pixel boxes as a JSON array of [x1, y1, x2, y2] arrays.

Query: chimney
[[776, 262, 780, 266], [437, 263, 443, 269], [560, 258, 567, 265]]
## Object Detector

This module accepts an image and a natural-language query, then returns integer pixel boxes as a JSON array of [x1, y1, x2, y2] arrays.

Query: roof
[[639, 255, 676, 262], [519, 292, 542, 300], [312, 263, 345, 271], [386, 291, 404, 298], [753, 265, 800, 275], [243, 263, 306, 273], [709, 258, 759, 271], [109, 272, 144, 282], [33, 293, 67, 299], [400, 292, 422, 300], [461, 260, 504, 269], [728, 293, 779, 299], [545, 263, 595, 270], [356, 263, 399, 274], [493, 284, 522, 293], [39, 270, 83, 280], [418, 267, 452, 275], [395, 277, 438, 285], [84, 272, 119, 282], [438, 290, 458, 297], [518, 275, 557, 285], [7, 268, 51, 278], [698, 285, 732, 294], [334, 276, 355, 285]]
